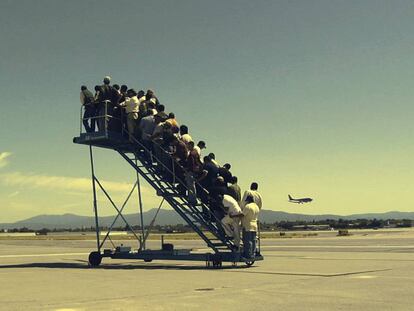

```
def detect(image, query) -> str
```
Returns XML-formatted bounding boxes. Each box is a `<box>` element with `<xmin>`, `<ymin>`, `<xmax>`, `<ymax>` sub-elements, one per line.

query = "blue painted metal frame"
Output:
<box><xmin>74</xmin><ymin>114</ymin><xmax>264</xmax><ymax>265</ymax></box>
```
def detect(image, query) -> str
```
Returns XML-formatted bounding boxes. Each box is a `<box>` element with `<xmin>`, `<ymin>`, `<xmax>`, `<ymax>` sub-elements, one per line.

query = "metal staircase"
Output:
<box><xmin>74</xmin><ymin>101</ymin><xmax>263</xmax><ymax>267</ymax></box>
<box><xmin>116</xmin><ymin>147</ymin><xmax>235</xmax><ymax>253</ymax></box>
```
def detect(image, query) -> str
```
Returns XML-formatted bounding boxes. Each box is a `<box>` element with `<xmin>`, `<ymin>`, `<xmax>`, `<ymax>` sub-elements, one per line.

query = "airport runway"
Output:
<box><xmin>0</xmin><ymin>229</ymin><xmax>413</xmax><ymax>311</ymax></box>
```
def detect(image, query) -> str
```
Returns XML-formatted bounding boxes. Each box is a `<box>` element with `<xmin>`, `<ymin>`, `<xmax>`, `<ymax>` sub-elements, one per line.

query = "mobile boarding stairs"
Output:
<box><xmin>73</xmin><ymin>102</ymin><xmax>263</xmax><ymax>268</ymax></box>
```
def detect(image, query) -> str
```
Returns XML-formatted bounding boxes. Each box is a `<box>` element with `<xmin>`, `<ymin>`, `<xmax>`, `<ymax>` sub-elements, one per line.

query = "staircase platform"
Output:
<box><xmin>73</xmin><ymin>131</ymin><xmax>134</xmax><ymax>152</ymax></box>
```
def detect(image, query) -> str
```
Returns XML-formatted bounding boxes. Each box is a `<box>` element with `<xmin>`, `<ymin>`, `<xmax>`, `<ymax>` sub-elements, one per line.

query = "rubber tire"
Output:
<box><xmin>212</xmin><ymin>260</ymin><xmax>222</xmax><ymax>269</ymax></box>
<box><xmin>88</xmin><ymin>251</ymin><xmax>102</xmax><ymax>267</ymax></box>
<box><xmin>144</xmin><ymin>259</ymin><xmax>153</xmax><ymax>262</ymax></box>
<box><xmin>245</xmin><ymin>260</ymin><xmax>255</xmax><ymax>267</ymax></box>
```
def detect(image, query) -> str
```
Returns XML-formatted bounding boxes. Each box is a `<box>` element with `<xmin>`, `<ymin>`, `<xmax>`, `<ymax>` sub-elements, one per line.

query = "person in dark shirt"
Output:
<box><xmin>208</xmin><ymin>177</ymin><xmax>228</xmax><ymax>221</ymax></box>
<box><xmin>80</xmin><ymin>85</ymin><xmax>96</xmax><ymax>133</ymax></box>
<box><xmin>227</xmin><ymin>176</ymin><xmax>241</xmax><ymax>204</ymax></box>
<box><xmin>156</xmin><ymin>104</ymin><xmax>168</xmax><ymax>121</ymax></box>
<box><xmin>199</xmin><ymin>156</ymin><xmax>219</xmax><ymax>191</ymax></box>
<box><xmin>172</xmin><ymin>136</ymin><xmax>188</xmax><ymax>164</ymax></box>
<box><xmin>108</xmin><ymin>84</ymin><xmax>122</xmax><ymax>132</ymax></box>
<box><xmin>218</xmin><ymin>163</ymin><xmax>233</xmax><ymax>184</ymax></box>
<box><xmin>97</xmin><ymin>76</ymin><xmax>113</xmax><ymax>131</ymax></box>
<box><xmin>146</xmin><ymin>89</ymin><xmax>160</xmax><ymax>107</ymax></box>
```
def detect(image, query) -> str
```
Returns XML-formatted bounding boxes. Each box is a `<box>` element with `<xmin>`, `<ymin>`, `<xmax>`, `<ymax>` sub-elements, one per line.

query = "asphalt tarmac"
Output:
<box><xmin>0</xmin><ymin>228</ymin><xmax>413</xmax><ymax>311</ymax></box>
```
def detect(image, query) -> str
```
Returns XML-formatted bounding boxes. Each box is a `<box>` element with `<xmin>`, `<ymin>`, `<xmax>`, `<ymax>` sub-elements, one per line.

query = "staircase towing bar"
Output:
<box><xmin>73</xmin><ymin>103</ymin><xmax>263</xmax><ymax>268</ymax></box>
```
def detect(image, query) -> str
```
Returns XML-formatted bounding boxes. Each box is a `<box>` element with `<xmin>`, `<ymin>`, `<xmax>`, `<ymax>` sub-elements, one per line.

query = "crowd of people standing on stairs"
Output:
<box><xmin>80</xmin><ymin>76</ymin><xmax>262</xmax><ymax>259</ymax></box>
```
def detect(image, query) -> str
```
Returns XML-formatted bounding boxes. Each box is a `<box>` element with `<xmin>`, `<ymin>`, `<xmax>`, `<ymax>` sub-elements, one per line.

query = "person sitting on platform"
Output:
<box><xmin>184</xmin><ymin>141</ymin><xmax>202</xmax><ymax>204</ymax></box>
<box><xmin>137</xmin><ymin>90</ymin><xmax>147</xmax><ymax>121</ymax></box>
<box><xmin>80</xmin><ymin>85</ymin><xmax>96</xmax><ymax>133</ymax></box>
<box><xmin>108</xmin><ymin>84</ymin><xmax>122</xmax><ymax>132</ymax></box>
<box><xmin>218</xmin><ymin>163</ymin><xmax>233</xmax><ymax>185</ymax></box>
<box><xmin>139</xmin><ymin>109</ymin><xmax>156</xmax><ymax>155</ymax></box>
<box><xmin>221</xmin><ymin>194</ymin><xmax>243</xmax><ymax>249</ymax></box>
<box><xmin>194</xmin><ymin>140</ymin><xmax>206</xmax><ymax>162</ymax></box>
<box><xmin>146</xmin><ymin>100</ymin><xmax>158</xmax><ymax>116</ymax></box>
<box><xmin>242</xmin><ymin>195</ymin><xmax>260</xmax><ymax>259</ymax></box>
<box><xmin>241</xmin><ymin>182</ymin><xmax>263</xmax><ymax>210</ymax></box>
<box><xmin>93</xmin><ymin>85</ymin><xmax>100</xmax><ymax>101</ymax></box>
<box><xmin>203</xmin><ymin>176</ymin><xmax>226</xmax><ymax>222</ymax></box>
<box><xmin>120</xmin><ymin>85</ymin><xmax>128</xmax><ymax>101</ymax></box>
<box><xmin>208</xmin><ymin>152</ymin><xmax>219</xmax><ymax>168</ymax></box>
<box><xmin>198</xmin><ymin>156</ymin><xmax>219</xmax><ymax>192</ymax></box>
<box><xmin>165</xmin><ymin>113</ymin><xmax>179</xmax><ymax>133</ymax></box>
<box><xmin>156</xmin><ymin>104</ymin><xmax>168</xmax><ymax>122</ymax></box>
<box><xmin>179</xmin><ymin>125</ymin><xmax>193</xmax><ymax>147</ymax></box>
<box><xmin>146</xmin><ymin>89</ymin><xmax>160</xmax><ymax>107</ymax></box>
<box><xmin>119</xmin><ymin>85</ymin><xmax>128</xmax><ymax>135</ymax></box>
<box><xmin>96</xmin><ymin>76</ymin><xmax>113</xmax><ymax>132</ymax></box>
<box><xmin>118</xmin><ymin>89</ymin><xmax>139</xmax><ymax>142</ymax></box>
<box><xmin>171</xmin><ymin>135</ymin><xmax>188</xmax><ymax>165</ymax></box>
<box><xmin>227</xmin><ymin>176</ymin><xmax>241</xmax><ymax>204</ymax></box>
<box><xmin>151</xmin><ymin>117</ymin><xmax>172</xmax><ymax>143</ymax></box>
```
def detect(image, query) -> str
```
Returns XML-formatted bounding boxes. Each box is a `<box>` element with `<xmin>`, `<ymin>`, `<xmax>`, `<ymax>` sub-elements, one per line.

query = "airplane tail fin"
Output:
<box><xmin>288</xmin><ymin>194</ymin><xmax>293</xmax><ymax>200</ymax></box>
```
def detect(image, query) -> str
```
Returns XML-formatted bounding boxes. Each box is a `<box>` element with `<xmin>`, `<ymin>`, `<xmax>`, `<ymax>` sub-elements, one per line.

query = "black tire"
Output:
<box><xmin>88</xmin><ymin>251</ymin><xmax>102</xmax><ymax>267</ymax></box>
<box><xmin>144</xmin><ymin>259</ymin><xmax>153</xmax><ymax>262</ymax></box>
<box><xmin>245</xmin><ymin>260</ymin><xmax>255</xmax><ymax>267</ymax></box>
<box><xmin>212</xmin><ymin>260</ymin><xmax>222</xmax><ymax>269</ymax></box>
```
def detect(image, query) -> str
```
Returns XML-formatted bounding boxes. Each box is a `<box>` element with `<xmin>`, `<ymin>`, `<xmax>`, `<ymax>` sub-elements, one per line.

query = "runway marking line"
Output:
<box><xmin>224</xmin><ymin>268</ymin><xmax>392</xmax><ymax>278</ymax></box>
<box><xmin>0</xmin><ymin>253</ymin><xmax>89</xmax><ymax>258</ymax></box>
<box><xmin>261</xmin><ymin>245</ymin><xmax>414</xmax><ymax>249</ymax></box>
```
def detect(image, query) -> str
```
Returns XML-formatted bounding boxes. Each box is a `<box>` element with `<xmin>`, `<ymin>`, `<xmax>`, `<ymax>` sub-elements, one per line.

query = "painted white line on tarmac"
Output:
<box><xmin>261</xmin><ymin>245</ymin><xmax>414</xmax><ymax>249</ymax></box>
<box><xmin>0</xmin><ymin>253</ymin><xmax>89</xmax><ymax>258</ymax></box>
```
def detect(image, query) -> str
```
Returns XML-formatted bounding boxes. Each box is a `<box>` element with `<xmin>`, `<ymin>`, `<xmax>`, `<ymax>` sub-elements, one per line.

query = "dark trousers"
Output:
<box><xmin>96</xmin><ymin>106</ymin><xmax>106</xmax><ymax>132</ymax></box>
<box><xmin>242</xmin><ymin>230</ymin><xmax>256</xmax><ymax>259</ymax></box>
<box><xmin>83</xmin><ymin>107</ymin><xmax>96</xmax><ymax>133</ymax></box>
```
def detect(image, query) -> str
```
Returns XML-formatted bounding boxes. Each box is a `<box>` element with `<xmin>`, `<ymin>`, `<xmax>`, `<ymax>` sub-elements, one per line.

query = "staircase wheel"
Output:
<box><xmin>245</xmin><ymin>260</ymin><xmax>255</xmax><ymax>267</ymax></box>
<box><xmin>88</xmin><ymin>251</ymin><xmax>102</xmax><ymax>267</ymax></box>
<box><xmin>212</xmin><ymin>260</ymin><xmax>222</xmax><ymax>269</ymax></box>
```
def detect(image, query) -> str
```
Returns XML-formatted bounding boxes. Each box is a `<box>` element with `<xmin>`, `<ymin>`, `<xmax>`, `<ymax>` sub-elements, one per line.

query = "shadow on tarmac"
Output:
<box><xmin>0</xmin><ymin>261</ymin><xmax>254</xmax><ymax>271</ymax></box>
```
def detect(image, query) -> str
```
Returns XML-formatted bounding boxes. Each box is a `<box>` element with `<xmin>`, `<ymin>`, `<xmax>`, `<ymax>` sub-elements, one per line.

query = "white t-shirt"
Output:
<box><xmin>241</xmin><ymin>202</ymin><xmax>259</xmax><ymax>232</ymax></box>
<box><xmin>241</xmin><ymin>190</ymin><xmax>262</xmax><ymax>210</ymax></box>
<box><xmin>181</xmin><ymin>133</ymin><xmax>193</xmax><ymax>145</ymax></box>
<box><xmin>120</xmin><ymin>96</ymin><xmax>139</xmax><ymax>113</ymax></box>
<box><xmin>222</xmin><ymin>194</ymin><xmax>242</xmax><ymax>216</ymax></box>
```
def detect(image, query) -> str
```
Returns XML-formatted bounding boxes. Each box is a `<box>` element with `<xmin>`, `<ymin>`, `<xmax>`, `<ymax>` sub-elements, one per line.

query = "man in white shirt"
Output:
<box><xmin>241</xmin><ymin>182</ymin><xmax>263</xmax><ymax>210</ymax></box>
<box><xmin>179</xmin><ymin>125</ymin><xmax>193</xmax><ymax>146</ymax></box>
<box><xmin>119</xmin><ymin>89</ymin><xmax>139</xmax><ymax>142</ymax></box>
<box><xmin>221</xmin><ymin>194</ymin><xmax>243</xmax><ymax>248</ymax></box>
<box><xmin>241</xmin><ymin>195</ymin><xmax>260</xmax><ymax>259</ymax></box>
<box><xmin>194</xmin><ymin>141</ymin><xmax>206</xmax><ymax>161</ymax></box>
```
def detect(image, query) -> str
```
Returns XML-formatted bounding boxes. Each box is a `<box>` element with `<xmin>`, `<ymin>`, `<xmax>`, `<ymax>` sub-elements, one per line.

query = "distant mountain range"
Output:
<box><xmin>1</xmin><ymin>209</ymin><xmax>414</xmax><ymax>230</ymax></box>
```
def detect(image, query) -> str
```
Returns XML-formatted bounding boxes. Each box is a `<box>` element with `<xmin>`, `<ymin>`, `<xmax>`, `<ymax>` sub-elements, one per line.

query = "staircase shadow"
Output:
<box><xmin>0</xmin><ymin>261</ymin><xmax>252</xmax><ymax>271</ymax></box>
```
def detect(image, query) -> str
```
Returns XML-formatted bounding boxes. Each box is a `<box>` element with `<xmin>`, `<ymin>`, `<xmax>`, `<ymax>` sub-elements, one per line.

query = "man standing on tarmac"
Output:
<box><xmin>242</xmin><ymin>195</ymin><xmax>260</xmax><ymax>259</ymax></box>
<box><xmin>221</xmin><ymin>194</ymin><xmax>243</xmax><ymax>249</ymax></box>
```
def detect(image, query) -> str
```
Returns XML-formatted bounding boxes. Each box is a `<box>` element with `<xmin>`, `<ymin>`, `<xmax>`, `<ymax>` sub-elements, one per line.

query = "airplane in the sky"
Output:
<box><xmin>288</xmin><ymin>194</ymin><xmax>313</xmax><ymax>204</ymax></box>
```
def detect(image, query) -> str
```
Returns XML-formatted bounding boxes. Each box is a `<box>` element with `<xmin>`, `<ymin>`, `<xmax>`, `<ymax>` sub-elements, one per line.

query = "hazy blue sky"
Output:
<box><xmin>1</xmin><ymin>0</ymin><xmax>414</xmax><ymax>222</ymax></box>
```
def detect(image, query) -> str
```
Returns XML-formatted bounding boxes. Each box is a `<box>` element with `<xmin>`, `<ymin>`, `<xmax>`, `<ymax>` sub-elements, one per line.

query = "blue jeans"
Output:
<box><xmin>242</xmin><ymin>230</ymin><xmax>256</xmax><ymax>259</ymax></box>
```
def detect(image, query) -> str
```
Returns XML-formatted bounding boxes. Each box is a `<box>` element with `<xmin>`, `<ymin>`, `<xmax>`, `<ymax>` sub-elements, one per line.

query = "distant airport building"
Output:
<box><xmin>292</xmin><ymin>224</ymin><xmax>331</xmax><ymax>231</ymax></box>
